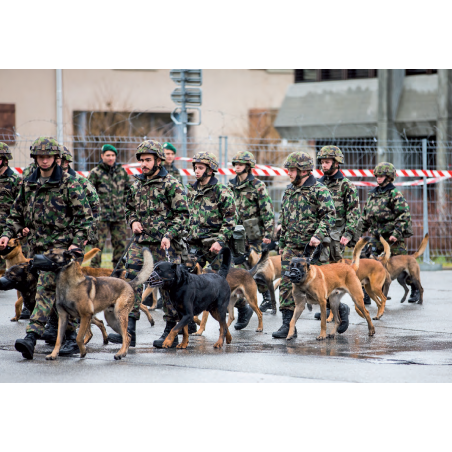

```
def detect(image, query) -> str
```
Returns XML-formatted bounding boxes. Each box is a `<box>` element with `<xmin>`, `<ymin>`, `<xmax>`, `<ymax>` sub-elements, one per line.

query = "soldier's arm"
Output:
<box><xmin>277</xmin><ymin>193</ymin><xmax>287</xmax><ymax>249</ymax></box>
<box><xmin>125</xmin><ymin>183</ymin><xmax>139</xmax><ymax>227</ymax></box>
<box><xmin>343</xmin><ymin>181</ymin><xmax>361</xmax><ymax>240</ymax></box>
<box><xmin>123</xmin><ymin>170</ymin><xmax>133</xmax><ymax>205</ymax></box>
<box><xmin>217</xmin><ymin>186</ymin><xmax>237</xmax><ymax>243</ymax></box>
<box><xmin>391</xmin><ymin>190</ymin><xmax>412</xmax><ymax>240</ymax></box>
<box><xmin>2</xmin><ymin>184</ymin><xmax>26</xmax><ymax>238</ymax></box>
<box><xmin>68</xmin><ymin>181</ymin><xmax>94</xmax><ymax>248</ymax></box>
<box><xmin>257</xmin><ymin>182</ymin><xmax>275</xmax><ymax>240</ymax></box>
<box><xmin>88</xmin><ymin>168</ymin><xmax>98</xmax><ymax>189</ymax></box>
<box><xmin>313</xmin><ymin>186</ymin><xmax>336</xmax><ymax>241</ymax></box>
<box><xmin>164</xmin><ymin>180</ymin><xmax>190</xmax><ymax>241</ymax></box>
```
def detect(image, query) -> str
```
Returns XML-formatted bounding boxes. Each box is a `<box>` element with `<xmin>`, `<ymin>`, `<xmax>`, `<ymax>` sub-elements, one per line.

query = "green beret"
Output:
<box><xmin>101</xmin><ymin>144</ymin><xmax>118</xmax><ymax>155</ymax></box>
<box><xmin>163</xmin><ymin>142</ymin><xmax>177</xmax><ymax>154</ymax></box>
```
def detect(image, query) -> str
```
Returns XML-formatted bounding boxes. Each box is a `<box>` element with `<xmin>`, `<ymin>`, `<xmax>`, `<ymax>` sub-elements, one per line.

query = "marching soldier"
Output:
<box><xmin>88</xmin><ymin>144</ymin><xmax>132</xmax><ymax>268</ymax></box>
<box><xmin>228</xmin><ymin>150</ymin><xmax>275</xmax><ymax>326</ymax></box>
<box><xmin>0</xmin><ymin>137</ymin><xmax>93</xmax><ymax>359</ymax></box>
<box><xmin>162</xmin><ymin>142</ymin><xmax>183</xmax><ymax>184</ymax></box>
<box><xmin>272</xmin><ymin>151</ymin><xmax>337</xmax><ymax>339</ymax></box>
<box><xmin>106</xmin><ymin>140</ymin><xmax>190</xmax><ymax>349</ymax></box>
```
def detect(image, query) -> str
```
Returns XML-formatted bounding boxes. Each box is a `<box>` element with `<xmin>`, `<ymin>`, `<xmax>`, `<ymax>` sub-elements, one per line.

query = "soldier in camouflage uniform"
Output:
<box><xmin>0</xmin><ymin>137</ymin><xmax>93</xmax><ymax>359</ymax></box>
<box><xmin>88</xmin><ymin>144</ymin><xmax>132</xmax><ymax>268</ymax></box>
<box><xmin>21</xmin><ymin>162</ymin><xmax>38</xmax><ymax>180</ymax></box>
<box><xmin>105</xmin><ymin>140</ymin><xmax>190</xmax><ymax>349</ymax></box>
<box><xmin>272</xmin><ymin>152</ymin><xmax>336</xmax><ymax>339</ymax></box>
<box><xmin>0</xmin><ymin>143</ymin><xmax>20</xmax><ymax>274</ymax></box>
<box><xmin>162</xmin><ymin>142</ymin><xmax>183</xmax><ymax>184</ymax></box>
<box><xmin>228</xmin><ymin>150</ymin><xmax>275</xmax><ymax>325</ymax></box>
<box><xmin>362</xmin><ymin>162</ymin><xmax>417</xmax><ymax>300</ymax></box>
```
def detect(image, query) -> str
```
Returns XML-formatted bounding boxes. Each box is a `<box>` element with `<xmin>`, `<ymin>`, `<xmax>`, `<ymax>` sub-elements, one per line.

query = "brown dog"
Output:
<box><xmin>37</xmin><ymin>248</ymin><xmax>154</xmax><ymax>360</ymax></box>
<box><xmin>287</xmin><ymin>238</ymin><xmax>375</xmax><ymax>341</ymax></box>
<box><xmin>339</xmin><ymin>235</ymin><xmax>390</xmax><ymax>320</ymax></box>
<box><xmin>192</xmin><ymin>266</ymin><xmax>263</xmax><ymax>335</ymax></box>
<box><xmin>373</xmin><ymin>234</ymin><xmax>428</xmax><ymax>304</ymax></box>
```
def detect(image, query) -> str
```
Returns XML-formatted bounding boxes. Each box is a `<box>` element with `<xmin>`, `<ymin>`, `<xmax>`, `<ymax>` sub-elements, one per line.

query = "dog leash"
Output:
<box><xmin>110</xmin><ymin>235</ymin><xmax>136</xmax><ymax>277</ymax></box>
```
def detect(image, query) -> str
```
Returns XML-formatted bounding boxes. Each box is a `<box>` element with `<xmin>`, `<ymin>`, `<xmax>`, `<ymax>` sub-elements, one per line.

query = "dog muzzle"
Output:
<box><xmin>284</xmin><ymin>268</ymin><xmax>304</xmax><ymax>284</ymax></box>
<box><xmin>147</xmin><ymin>270</ymin><xmax>165</xmax><ymax>288</ymax></box>
<box><xmin>31</xmin><ymin>254</ymin><xmax>63</xmax><ymax>272</ymax></box>
<box><xmin>0</xmin><ymin>245</ymin><xmax>14</xmax><ymax>256</ymax></box>
<box><xmin>0</xmin><ymin>276</ymin><xmax>17</xmax><ymax>291</ymax></box>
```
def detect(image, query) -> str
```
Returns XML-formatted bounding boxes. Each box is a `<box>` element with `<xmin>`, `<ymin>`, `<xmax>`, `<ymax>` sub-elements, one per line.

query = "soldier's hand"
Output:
<box><xmin>309</xmin><ymin>236</ymin><xmax>321</xmax><ymax>247</ymax></box>
<box><xmin>279</xmin><ymin>249</ymin><xmax>283</xmax><ymax>255</ymax></box>
<box><xmin>263</xmin><ymin>238</ymin><xmax>271</xmax><ymax>244</ymax></box>
<box><xmin>389</xmin><ymin>236</ymin><xmax>397</xmax><ymax>242</ymax></box>
<box><xmin>0</xmin><ymin>237</ymin><xmax>8</xmax><ymax>250</ymax></box>
<box><xmin>161</xmin><ymin>238</ymin><xmax>170</xmax><ymax>250</ymax></box>
<box><xmin>340</xmin><ymin>236</ymin><xmax>350</xmax><ymax>246</ymax></box>
<box><xmin>210</xmin><ymin>242</ymin><xmax>222</xmax><ymax>254</ymax></box>
<box><xmin>68</xmin><ymin>245</ymin><xmax>79</xmax><ymax>250</ymax></box>
<box><xmin>132</xmin><ymin>222</ymin><xmax>143</xmax><ymax>234</ymax></box>
<box><xmin>22</xmin><ymin>228</ymin><xmax>30</xmax><ymax>236</ymax></box>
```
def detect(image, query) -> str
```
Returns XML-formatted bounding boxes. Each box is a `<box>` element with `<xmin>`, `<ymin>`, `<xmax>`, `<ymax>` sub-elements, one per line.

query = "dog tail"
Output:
<box><xmin>129</xmin><ymin>248</ymin><xmax>154</xmax><ymax>289</ymax></box>
<box><xmin>411</xmin><ymin>233</ymin><xmax>429</xmax><ymax>259</ymax></box>
<box><xmin>218</xmin><ymin>247</ymin><xmax>232</xmax><ymax>279</ymax></box>
<box><xmin>376</xmin><ymin>234</ymin><xmax>391</xmax><ymax>265</ymax></box>
<box><xmin>249</xmin><ymin>249</ymin><xmax>270</xmax><ymax>277</ymax></box>
<box><xmin>351</xmin><ymin>237</ymin><xmax>371</xmax><ymax>272</ymax></box>
<box><xmin>83</xmin><ymin>248</ymin><xmax>101</xmax><ymax>263</ymax></box>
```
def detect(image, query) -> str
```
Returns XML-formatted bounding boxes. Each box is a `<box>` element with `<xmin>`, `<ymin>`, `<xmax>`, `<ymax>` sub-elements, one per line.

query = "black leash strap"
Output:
<box><xmin>110</xmin><ymin>235</ymin><xmax>136</xmax><ymax>277</ymax></box>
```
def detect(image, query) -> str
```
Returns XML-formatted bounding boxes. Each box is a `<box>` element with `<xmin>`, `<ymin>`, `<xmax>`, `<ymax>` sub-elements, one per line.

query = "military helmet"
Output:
<box><xmin>61</xmin><ymin>145</ymin><xmax>73</xmax><ymax>163</ymax></box>
<box><xmin>284</xmin><ymin>151</ymin><xmax>314</xmax><ymax>171</ymax></box>
<box><xmin>317</xmin><ymin>145</ymin><xmax>344</xmax><ymax>164</ymax></box>
<box><xmin>136</xmin><ymin>140</ymin><xmax>166</xmax><ymax>161</ymax></box>
<box><xmin>162</xmin><ymin>142</ymin><xmax>177</xmax><ymax>154</ymax></box>
<box><xmin>374</xmin><ymin>162</ymin><xmax>396</xmax><ymax>180</ymax></box>
<box><xmin>192</xmin><ymin>152</ymin><xmax>219</xmax><ymax>172</ymax></box>
<box><xmin>30</xmin><ymin>137</ymin><xmax>61</xmax><ymax>158</ymax></box>
<box><xmin>0</xmin><ymin>142</ymin><xmax>12</xmax><ymax>160</ymax></box>
<box><xmin>232</xmin><ymin>151</ymin><xmax>256</xmax><ymax>169</ymax></box>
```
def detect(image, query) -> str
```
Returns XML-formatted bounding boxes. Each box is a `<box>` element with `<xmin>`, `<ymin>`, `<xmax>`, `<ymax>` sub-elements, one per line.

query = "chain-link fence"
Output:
<box><xmin>3</xmin><ymin>134</ymin><xmax>451</xmax><ymax>262</ymax></box>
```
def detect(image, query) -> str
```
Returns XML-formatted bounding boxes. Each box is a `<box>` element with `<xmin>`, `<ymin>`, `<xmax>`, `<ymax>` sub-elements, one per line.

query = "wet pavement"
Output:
<box><xmin>0</xmin><ymin>270</ymin><xmax>451</xmax><ymax>382</ymax></box>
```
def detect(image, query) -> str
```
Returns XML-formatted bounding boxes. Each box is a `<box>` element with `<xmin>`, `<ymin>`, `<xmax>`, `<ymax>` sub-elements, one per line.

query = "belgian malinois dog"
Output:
<box><xmin>32</xmin><ymin>247</ymin><xmax>153</xmax><ymax>360</ymax></box>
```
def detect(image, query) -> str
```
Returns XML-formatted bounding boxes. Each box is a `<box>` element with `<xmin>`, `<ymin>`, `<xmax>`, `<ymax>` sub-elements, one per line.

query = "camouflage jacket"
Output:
<box><xmin>362</xmin><ymin>183</ymin><xmax>413</xmax><ymax>240</ymax></box>
<box><xmin>21</xmin><ymin>162</ymin><xmax>37</xmax><ymax>181</ymax></box>
<box><xmin>228</xmin><ymin>173</ymin><xmax>274</xmax><ymax>240</ymax></box>
<box><xmin>2</xmin><ymin>165</ymin><xmax>94</xmax><ymax>253</ymax></box>
<box><xmin>317</xmin><ymin>171</ymin><xmax>360</xmax><ymax>241</ymax></box>
<box><xmin>88</xmin><ymin>161</ymin><xmax>132</xmax><ymax>222</ymax></box>
<box><xmin>0</xmin><ymin>167</ymin><xmax>20</xmax><ymax>236</ymax></box>
<box><xmin>163</xmin><ymin>162</ymin><xmax>183</xmax><ymax>184</ymax></box>
<box><xmin>186</xmin><ymin>176</ymin><xmax>237</xmax><ymax>244</ymax></box>
<box><xmin>125</xmin><ymin>167</ymin><xmax>189</xmax><ymax>245</ymax></box>
<box><xmin>278</xmin><ymin>175</ymin><xmax>336</xmax><ymax>249</ymax></box>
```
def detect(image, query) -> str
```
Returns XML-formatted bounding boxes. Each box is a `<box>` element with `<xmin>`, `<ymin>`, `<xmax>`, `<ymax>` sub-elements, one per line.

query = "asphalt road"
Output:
<box><xmin>0</xmin><ymin>270</ymin><xmax>451</xmax><ymax>383</ymax></box>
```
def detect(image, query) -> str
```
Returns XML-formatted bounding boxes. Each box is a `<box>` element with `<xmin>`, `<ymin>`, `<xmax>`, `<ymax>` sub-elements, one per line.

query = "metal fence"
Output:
<box><xmin>3</xmin><ymin>134</ymin><xmax>451</xmax><ymax>262</ymax></box>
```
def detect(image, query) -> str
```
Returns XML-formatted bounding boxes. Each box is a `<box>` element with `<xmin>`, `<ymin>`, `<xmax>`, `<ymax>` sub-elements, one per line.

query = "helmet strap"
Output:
<box><xmin>293</xmin><ymin>170</ymin><xmax>302</xmax><ymax>186</ymax></box>
<box><xmin>378</xmin><ymin>176</ymin><xmax>391</xmax><ymax>187</ymax></box>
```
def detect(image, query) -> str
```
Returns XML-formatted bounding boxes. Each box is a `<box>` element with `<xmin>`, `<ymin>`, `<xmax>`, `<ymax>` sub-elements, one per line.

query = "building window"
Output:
<box><xmin>294</xmin><ymin>69</ymin><xmax>377</xmax><ymax>83</ymax></box>
<box><xmin>405</xmin><ymin>70</ymin><xmax>437</xmax><ymax>76</ymax></box>
<box><xmin>0</xmin><ymin>103</ymin><xmax>16</xmax><ymax>145</ymax></box>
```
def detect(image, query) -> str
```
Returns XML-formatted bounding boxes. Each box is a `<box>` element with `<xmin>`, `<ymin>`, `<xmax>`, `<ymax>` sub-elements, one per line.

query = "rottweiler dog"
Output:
<box><xmin>148</xmin><ymin>247</ymin><xmax>233</xmax><ymax>349</ymax></box>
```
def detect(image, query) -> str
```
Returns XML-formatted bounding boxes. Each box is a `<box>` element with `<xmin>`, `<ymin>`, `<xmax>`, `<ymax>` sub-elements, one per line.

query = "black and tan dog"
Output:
<box><xmin>148</xmin><ymin>248</ymin><xmax>233</xmax><ymax>349</ymax></box>
<box><xmin>286</xmin><ymin>238</ymin><xmax>375</xmax><ymax>341</ymax></box>
<box><xmin>31</xmin><ymin>247</ymin><xmax>153</xmax><ymax>360</ymax></box>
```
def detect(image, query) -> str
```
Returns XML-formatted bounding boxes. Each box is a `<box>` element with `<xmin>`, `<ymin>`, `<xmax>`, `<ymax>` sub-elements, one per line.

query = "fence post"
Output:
<box><xmin>422</xmin><ymin>138</ymin><xmax>430</xmax><ymax>264</ymax></box>
<box><xmin>224</xmin><ymin>135</ymin><xmax>228</xmax><ymax>185</ymax></box>
<box><xmin>56</xmin><ymin>69</ymin><xmax>63</xmax><ymax>146</ymax></box>
<box><xmin>218</xmin><ymin>136</ymin><xmax>223</xmax><ymax>181</ymax></box>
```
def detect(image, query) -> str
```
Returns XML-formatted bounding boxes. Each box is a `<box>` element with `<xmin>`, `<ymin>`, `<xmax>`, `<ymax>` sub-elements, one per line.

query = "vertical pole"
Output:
<box><xmin>78</xmin><ymin>111</ymin><xmax>87</xmax><ymax>172</ymax></box>
<box><xmin>422</xmin><ymin>138</ymin><xmax>430</xmax><ymax>263</ymax></box>
<box><xmin>224</xmin><ymin>135</ymin><xmax>228</xmax><ymax>185</ymax></box>
<box><xmin>56</xmin><ymin>69</ymin><xmax>63</xmax><ymax>146</ymax></box>
<box><xmin>218</xmin><ymin>135</ymin><xmax>223</xmax><ymax>182</ymax></box>
<box><xmin>181</xmin><ymin>70</ymin><xmax>188</xmax><ymax>185</ymax></box>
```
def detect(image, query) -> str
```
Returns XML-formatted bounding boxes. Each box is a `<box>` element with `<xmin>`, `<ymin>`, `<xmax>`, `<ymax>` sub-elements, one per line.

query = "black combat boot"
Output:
<box><xmin>234</xmin><ymin>304</ymin><xmax>254</xmax><ymax>330</ymax></box>
<box><xmin>42</xmin><ymin>312</ymin><xmax>59</xmax><ymax>344</ymax></box>
<box><xmin>108</xmin><ymin>317</ymin><xmax>136</xmax><ymax>347</ymax></box>
<box><xmin>153</xmin><ymin>321</ymin><xmax>179</xmax><ymax>348</ymax></box>
<box><xmin>272</xmin><ymin>309</ymin><xmax>297</xmax><ymax>339</ymax></box>
<box><xmin>178</xmin><ymin>319</ymin><xmax>198</xmax><ymax>335</ymax></box>
<box><xmin>156</xmin><ymin>297</ymin><xmax>163</xmax><ymax>310</ymax></box>
<box><xmin>408</xmin><ymin>284</ymin><xmax>420</xmax><ymax>303</ymax></box>
<box><xmin>363</xmin><ymin>288</ymin><xmax>371</xmax><ymax>305</ymax></box>
<box><xmin>337</xmin><ymin>303</ymin><xmax>350</xmax><ymax>334</ymax></box>
<box><xmin>15</xmin><ymin>332</ymin><xmax>39</xmax><ymax>359</ymax></box>
<box><xmin>314</xmin><ymin>309</ymin><xmax>331</xmax><ymax>320</ymax></box>
<box><xmin>19</xmin><ymin>306</ymin><xmax>31</xmax><ymax>320</ymax></box>
<box><xmin>58</xmin><ymin>330</ymin><xmax>80</xmax><ymax>356</ymax></box>
<box><xmin>259</xmin><ymin>290</ymin><xmax>273</xmax><ymax>313</ymax></box>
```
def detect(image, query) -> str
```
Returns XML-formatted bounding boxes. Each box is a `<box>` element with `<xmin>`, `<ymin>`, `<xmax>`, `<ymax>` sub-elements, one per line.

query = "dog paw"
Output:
<box><xmin>191</xmin><ymin>331</ymin><xmax>203</xmax><ymax>336</ymax></box>
<box><xmin>176</xmin><ymin>343</ymin><xmax>187</xmax><ymax>349</ymax></box>
<box><xmin>316</xmin><ymin>335</ymin><xmax>326</xmax><ymax>341</ymax></box>
<box><xmin>150</xmin><ymin>320</ymin><xmax>155</xmax><ymax>326</ymax></box>
<box><xmin>372</xmin><ymin>316</ymin><xmax>381</xmax><ymax>320</ymax></box>
<box><xmin>368</xmin><ymin>329</ymin><xmax>376</xmax><ymax>336</ymax></box>
<box><xmin>271</xmin><ymin>309</ymin><xmax>277</xmax><ymax>315</ymax></box>
<box><xmin>213</xmin><ymin>342</ymin><xmax>223</xmax><ymax>349</ymax></box>
<box><xmin>256</xmin><ymin>328</ymin><xmax>263</xmax><ymax>332</ymax></box>
<box><xmin>114</xmin><ymin>354</ymin><xmax>122</xmax><ymax>360</ymax></box>
<box><xmin>10</xmin><ymin>317</ymin><xmax>18</xmax><ymax>322</ymax></box>
<box><xmin>286</xmin><ymin>335</ymin><xmax>293</xmax><ymax>341</ymax></box>
<box><xmin>45</xmin><ymin>354</ymin><xmax>57</xmax><ymax>360</ymax></box>
<box><xmin>327</xmin><ymin>334</ymin><xmax>335</xmax><ymax>339</ymax></box>
<box><xmin>103</xmin><ymin>339</ymin><xmax>109</xmax><ymax>345</ymax></box>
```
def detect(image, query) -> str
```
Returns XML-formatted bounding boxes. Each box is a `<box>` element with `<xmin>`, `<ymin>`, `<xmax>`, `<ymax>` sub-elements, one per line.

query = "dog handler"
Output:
<box><xmin>361</xmin><ymin>162</ymin><xmax>416</xmax><ymax>301</ymax></box>
<box><xmin>228</xmin><ymin>150</ymin><xmax>275</xmax><ymax>325</ymax></box>
<box><xmin>0</xmin><ymin>137</ymin><xmax>93</xmax><ymax>359</ymax></box>
<box><xmin>272</xmin><ymin>151</ymin><xmax>336</xmax><ymax>339</ymax></box>
<box><xmin>107</xmin><ymin>139</ymin><xmax>190</xmax><ymax>349</ymax></box>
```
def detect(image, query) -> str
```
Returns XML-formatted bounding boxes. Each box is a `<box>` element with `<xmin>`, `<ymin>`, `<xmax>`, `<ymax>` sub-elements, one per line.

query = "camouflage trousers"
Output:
<box><xmin>319</xmin><ymin>239</ymin><xmax>344</xmax><ymax>264</ymax></box>
<box><xmin>370</xmin><ymin>236</ymin><xmax>407</xmax><ymax>256</ymax></box>
<box><xmin>26</xmin><ymin>271</ymin><xmax>77</xmax><ymax>336</ymax></box>
<box><xmin>126</xmin><ymin>241</ymin><xmax>181</xmax><ymax>322</ymax></box>
<box><xmin>91</xmin><ymin>221</ymin><xmax>127</xmax><ymax>268</ymax></box>
<box><xmin>186</xmin><ymin>240</ymin><xmax>224</xmax><ymax>272</ymax></box>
